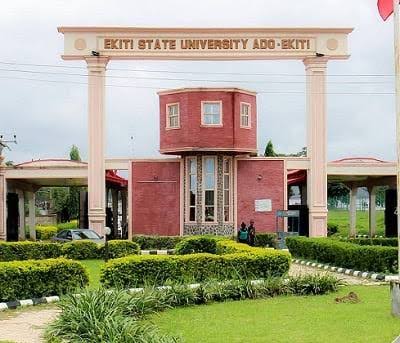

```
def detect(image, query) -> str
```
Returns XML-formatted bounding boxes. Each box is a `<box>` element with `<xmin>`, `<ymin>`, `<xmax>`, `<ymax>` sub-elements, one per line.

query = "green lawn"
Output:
<box><xmin>79</xmin><ymin>259</ymin><xmax>104</xmax><ymax>289</ymax></box>
<box><xmin>328</xmin><ymin>209</ymin><xmax>385</xmax><ymax>236</ymax></box>
<box><xmin>151</xmin><ymin>285</ymin><xmax>400</xmax><ymax>343</ymax></box>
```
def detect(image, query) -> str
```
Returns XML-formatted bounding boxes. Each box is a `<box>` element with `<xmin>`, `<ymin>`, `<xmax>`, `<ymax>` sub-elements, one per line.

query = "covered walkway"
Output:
<box><xmin>2</xmin><ymin>159</ymin><xmax>128</xmax><ymax>241</ymax></box>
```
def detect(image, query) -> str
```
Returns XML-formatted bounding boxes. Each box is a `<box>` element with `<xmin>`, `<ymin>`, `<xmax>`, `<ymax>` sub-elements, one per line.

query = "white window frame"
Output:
<box><xmin>201</xmin><ymin>101</ymin><xmax>223</xmax><ymax>127</ymax></box>
<box><xmin>186</xmin><ymin>156</ymin><xmax>197</xmax><ymax>223</ymax></box>
<box><xmin>202</xmin><ymin>156</ymin><xmax>217</xmax><ymax>223</ymax></box>
<box><xmin>166</xmin><ymin>102</ymin><xmax>180</xmax><ymax>129</ymax></box>
<box><xmin>240</xmin><ymin>102</ymin><xmax>251</xmax><ymax>128</ymax></box>
<box><xmin>222</xmin><ymin>156</ymin><xmax>233</xmax><ymax>223</ymax></box>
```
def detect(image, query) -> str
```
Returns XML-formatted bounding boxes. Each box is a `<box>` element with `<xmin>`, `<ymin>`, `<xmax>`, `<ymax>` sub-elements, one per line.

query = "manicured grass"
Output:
<box><xmin>328</xmin><ymin>209</ymin><xmax>385</xmax><ymax>236</ymax></box>
<box><xmin>79</xmin><ymin>259</ymin><xmax>104</xmax><ymax>289</ymax></box>
<box><xmin>152</xmin><ymin>285</ymin><xmax>400</xmax><ymax>343</ymax></box>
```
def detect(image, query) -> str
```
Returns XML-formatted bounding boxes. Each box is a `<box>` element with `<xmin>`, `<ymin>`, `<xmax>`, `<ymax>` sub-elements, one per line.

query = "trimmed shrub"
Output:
<box><xmin>132</xmin><ymin>235</ymin><xmax>183</xmax><ymax>250</ymax></box>
<box><xmin>101</xmin><ymin>241</ymin><xmax>291</xmax><ymax>288</ymax></box>
<box><xmin>99</xmin><ymin>240</ymin><xmax>140</xmax><ymax>259</ymax></box>
<box><xmin>62</xmin><ymin>241</ymin><xmax>101</xmax><ymax>260</ymax></box>
<box><xmin>339</xmin><ymin>237</ymin><xmax>398</xmax><ymax>247</ymax></box>
<box><xmin>175</xmin><ymin>236</ymin><xmax>217</xmax><ymax>255</ymax></box>
<box><xmin>0</xmin><ymin>240</ymin><xmax>140</xmax><ymax>262</ymax></box>
<box><xmin>0</xmin><ymin>241</ymin><xmax>63</xmax><ymax>261</ymax></box>
<box><xmin>57</xmin><ymin>221</ymin><xmax>78</xmax><ymax>231</ymax></box>
<box><xmin>36</xmin><ymin>226</ymin><xmax>58</xmax><ymax>240</ymax></box>
<box><xmin>286</xmin><ymin>236</ymin><xmax>397</xmax><ymax>273</ymax></box>
<box><xmin>327</xmin><ymin>223</ymin><xmax>339</xmax><ymax>236</ymax></box>
<box><xmin>0</xmin><ymin>258</ymin><xmax>88</xmax><ymax>302</ymax></box>
<box><xmin>254</xmin><ymin>233</ymin><xmax>276</xmax><ymax>248</ymax></box>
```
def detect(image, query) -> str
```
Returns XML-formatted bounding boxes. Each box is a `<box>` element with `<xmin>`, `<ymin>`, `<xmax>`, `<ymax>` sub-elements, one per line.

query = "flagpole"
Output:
<box><xmin>394</xmin><ymin>0</ymin><xmax>400</xmax><ymax>281</ymax></box>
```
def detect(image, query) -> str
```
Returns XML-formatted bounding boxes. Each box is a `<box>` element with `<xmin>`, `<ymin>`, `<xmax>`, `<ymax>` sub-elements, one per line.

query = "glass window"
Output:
<box><xmin>187</xmin><ymin>158</ymin><xmax>197</xmax><ymax>222</ymax></box>
<box><xmin>240</xmin><ymin>103</ymin><xmax>250</xmax><ymax>128</ymax></box>
<box><xmin>167</xmin><ymin>103</ymin><xmax>180</xmax><ymax>128</ymax></box>
<box><xmin>223</xmin><ymin>157</ymin><xmax>231</xmax><ymax>222</ymax></box>
<box><xmin>203</xmin><ymin>157</ymin><xmax>216</xmax><ymax>222</ymax></box>
<box><xmin>202</xmin><ymin>102</ymin><xmax>221</xmax><ymax>125</ymax></box>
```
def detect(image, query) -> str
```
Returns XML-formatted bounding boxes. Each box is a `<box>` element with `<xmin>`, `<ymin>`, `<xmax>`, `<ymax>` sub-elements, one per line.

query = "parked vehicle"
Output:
<box><xmin>52</xmin><ymin>229</ymin><xmax>104</xmax><ymax>243</ymax></box>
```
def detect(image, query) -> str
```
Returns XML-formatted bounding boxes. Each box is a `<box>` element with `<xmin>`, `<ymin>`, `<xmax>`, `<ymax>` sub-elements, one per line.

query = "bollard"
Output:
<box><xmin>391</xmin><ymin>280</ymin><xmax>400</xmax><ymax>317</ymax></box>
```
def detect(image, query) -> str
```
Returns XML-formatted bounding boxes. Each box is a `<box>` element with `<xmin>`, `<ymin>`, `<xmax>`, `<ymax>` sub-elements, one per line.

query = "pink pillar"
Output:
<box><xmin>0</xmin><ymin>168</ymin><xmax>6</xmax><ymax>240</ymax></box>
<box><xmin>304</xmin><ymin>57</ymin><xmax>328</xmax><ymax>237</ymax></box>
<box><xmin>85</xmin><ymin>56</ymin><xmax>109</xmax><ymax>235</ymax></box>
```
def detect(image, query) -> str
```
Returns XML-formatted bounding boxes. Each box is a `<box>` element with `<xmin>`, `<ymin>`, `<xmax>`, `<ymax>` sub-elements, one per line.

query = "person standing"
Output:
<box><xmin>237</xmin><ymin>222</ymin><xmax>249</xmax><ymax>244</ymax></box>
<box><xmin>248</xmin><ymin>219</ymin><xmax>256</xmax><ymax>246</ymax></box>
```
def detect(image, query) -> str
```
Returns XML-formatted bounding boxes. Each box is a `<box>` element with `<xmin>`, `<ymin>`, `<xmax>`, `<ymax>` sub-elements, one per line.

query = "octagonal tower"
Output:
<box><xmin>158</xmin><ymin>88</ymin><xmax>258</xmax><ymax>235</ymax></box>
<box><xmin>159</xmin><ymin>88</ymin><xmax>257</xmax><ymax>155</ymax></box>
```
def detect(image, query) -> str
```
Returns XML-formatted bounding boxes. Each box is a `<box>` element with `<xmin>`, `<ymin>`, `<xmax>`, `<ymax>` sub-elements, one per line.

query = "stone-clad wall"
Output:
<box><xmin>183</xmin><ymin>154</ymin><xmax>234</xmax><ymax>236</ymax></box>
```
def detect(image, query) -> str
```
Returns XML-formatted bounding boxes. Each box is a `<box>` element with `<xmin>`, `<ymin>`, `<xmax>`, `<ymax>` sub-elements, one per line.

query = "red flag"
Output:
<box><xmin>378</xmin><ymin>0</ymin><xmax>398</xmax><ymax>21</ymax></box>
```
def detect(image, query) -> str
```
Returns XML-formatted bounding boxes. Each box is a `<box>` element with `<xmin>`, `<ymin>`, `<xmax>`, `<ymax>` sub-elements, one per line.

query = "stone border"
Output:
<box><xmin>292</xmin><ymin>259</ymin><xmax>387</xmax><ymax>281</ymax></box>
<box><xmin>0</xmin><ymin>295</ymin><xmax>60</xmax><ymax>311</ymax></box>
<box><xmin>140</xmin><ymin>249</ymin><xmax>175</xmax><ymax>255</ymax></box>
<box><xmin>0</xmin><ymin>279</ymin><xmax>267</xmax><ymax>312</ymax></box>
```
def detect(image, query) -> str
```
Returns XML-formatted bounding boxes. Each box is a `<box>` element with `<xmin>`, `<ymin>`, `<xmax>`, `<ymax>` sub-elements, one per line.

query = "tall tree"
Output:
<box><xmin>264</xmin><ymin>140</ymin><xmax>277</xmax><ymax>157</ymax></box>
<box><xmin>65</xmin><ymin>145</ymin><xmax>82</xmax><ymax>220</ymax></box>
<box><xmin>69</xmin><ymin>145</ymin><xmax>81</xmax><ymax>161</ymax></box>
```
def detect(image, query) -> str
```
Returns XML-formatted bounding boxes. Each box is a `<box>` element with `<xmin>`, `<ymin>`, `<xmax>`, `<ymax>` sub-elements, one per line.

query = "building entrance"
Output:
<box><xmin>53</xmin><ymin>27</ymin><xmax>353</xmax><ymax>237</ymax></box>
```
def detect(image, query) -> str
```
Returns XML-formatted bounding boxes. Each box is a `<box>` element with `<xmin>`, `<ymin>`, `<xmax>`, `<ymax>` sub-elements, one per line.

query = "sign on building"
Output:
<box><xmin>255</xmin><ymin>199</ymin><xmax>272</xmax><ymax>212</ymax></box>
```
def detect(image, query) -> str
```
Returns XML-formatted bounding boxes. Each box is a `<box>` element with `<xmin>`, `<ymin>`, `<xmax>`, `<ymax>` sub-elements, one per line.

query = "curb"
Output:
<box><xmin>292</xmin><ymin>259</ymin><xmax>387</xmax><ymax>281</ymax></box>
<box><xmin>0</xmin><ymin>278</ymin><xmax>266</xmax><ymax>312</ymax></box>
<box><xmin>0</xmin><ymin>250</ymin><xmax>176</xmax><ymax>311</ymax></box>
<box><xmin>141</xmin><ymin>249</ymin><xmax>175</xmax><ymax>255</ymax></box>
<box><xmin>0</xmin><ymin>295</ymin><xmax>60</xmax><ymax>311</ymax></box>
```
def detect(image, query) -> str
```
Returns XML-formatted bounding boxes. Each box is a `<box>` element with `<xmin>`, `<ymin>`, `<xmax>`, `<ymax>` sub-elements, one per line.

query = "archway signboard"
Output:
<box><xmin>58</xmin><ymin>27</ymin><xmax>351</xmax><ymax>60</ymax></box>
<box><xmin>55</xmin><ymin>27</ymin><xmax>352</xmax><ymax>238</ymax></box>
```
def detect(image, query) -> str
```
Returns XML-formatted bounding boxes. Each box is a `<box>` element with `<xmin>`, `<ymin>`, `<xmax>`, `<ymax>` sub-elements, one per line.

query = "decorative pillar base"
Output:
<box><xmin>309</xmin><ymin>209</ymin><xmax>328</xmax><ymax>237</ymax></box>
<box><xmin>88</xmin><ymin>211</ymin><xmax>106</xmax><ymax>236</ymax></box>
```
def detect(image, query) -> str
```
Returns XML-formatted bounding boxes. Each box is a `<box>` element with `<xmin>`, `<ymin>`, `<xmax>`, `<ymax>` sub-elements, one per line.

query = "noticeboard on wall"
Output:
<box><xmin>255</xmin><ymin>199</ymin><xmax>272</xmax><ymax>212</ymax></box>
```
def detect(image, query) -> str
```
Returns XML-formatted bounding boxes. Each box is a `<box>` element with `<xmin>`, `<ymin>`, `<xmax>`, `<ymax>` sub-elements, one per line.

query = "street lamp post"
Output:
<box><xmin>104</xmin><ymin>226</ymin><xmax>111</xmax><ymax>262</ymax></box>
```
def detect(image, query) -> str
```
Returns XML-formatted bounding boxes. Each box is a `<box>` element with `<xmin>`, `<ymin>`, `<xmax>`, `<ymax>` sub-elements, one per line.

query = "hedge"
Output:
<box><xmin>101</xmin><ymin>240</ymin><xmax>291</xmax><ymax>288</ymax></box>
<box><xmin>0</xmin><ymin>258</ymin><xmax>89</xmax><ymax>302</ymax></box>
<box><xmin>57</xmin><ymin>221</ymin><xmax>78</xmax><ymax>231</ymax></box>
<box><xmin>286</xmin><ymin>236</ymin><xmax>397</xmax><ymax>273</ymax></box>
<box><xmin>0</xmin><ymin>241</ymin><xmax>63</xmax><ymax>261</ymax></box>
<box><xmin>36</xmin><ymin>226</ymin><xmax>58</xmax><ymax>240</ymax></box>
<box><xmin>327</xmin><ymin>223</ymin><xmax>339</xmax><ymax>236</ymax></box>
<box><xmin>254</xmin><ymin>233</ymin><xmax>276</xmax><ymax>248</ymax></box>
<box><xmin>100</xmin><ymin>240</ymin><xmax>140</xmax><ymax>259</ymax></box>
<box><xmin>132</xmin><ymin>235</ymin><xmax>184</xmax><ymax>250</ymax></box>
<box><xmin>175</xmin><ymin>236</ymin><xmax>217</xmax><ymax>255</ymax></box>
<box><xmin>339</xmin><ymin>237</ymin><xmax>398</xmax><ymax>247</ymax></box>
<box><xmin>0</xmin><ymin>240</ymin><xmax>139</xmax><ymax>261</ymax></box>
<box><xmin>62</xmin><ymin>241</ymin><xmax>100</xmax><ymax>260</ymax></box>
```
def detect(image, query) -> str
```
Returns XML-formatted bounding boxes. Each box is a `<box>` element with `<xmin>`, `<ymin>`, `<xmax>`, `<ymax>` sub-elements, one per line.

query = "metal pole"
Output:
<box><xmin>394</xmin><ymin>0</ymin><xmax>400</xmax><ymax>280</ymax></box>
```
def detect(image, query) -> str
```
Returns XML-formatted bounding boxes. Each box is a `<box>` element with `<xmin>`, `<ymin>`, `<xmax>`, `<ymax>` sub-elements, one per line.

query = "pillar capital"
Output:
<box><xmin>84</xmin><ymin>56</ymin><xmax>109</xmax><ymax>71</ymax></box>
<box><xmin>303</xmin><ymin>57</ymin><xmax>329</xmax><ymax>70</ymax></box>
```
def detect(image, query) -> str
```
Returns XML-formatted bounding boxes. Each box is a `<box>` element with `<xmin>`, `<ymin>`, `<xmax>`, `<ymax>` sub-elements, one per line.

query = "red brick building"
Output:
<box><xmin>131</xmin><ymin>88</ymin><xmax>286</xmax><ymax>236</ymax></box>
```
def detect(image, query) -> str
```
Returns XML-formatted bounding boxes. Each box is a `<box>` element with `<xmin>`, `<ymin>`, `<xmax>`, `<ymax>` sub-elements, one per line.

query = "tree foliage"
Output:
<box><xmin>37</xmin><ymin>145</ymin><xmax>83</xmax><ymax>222</ymax></box>
<box><xmin>264</xmin><ymin>140</ymin><xmax>277</xmax><ymax>157</ymax></box>
<box><xmin>69</xmin><ymin>144</ymin><xmax>81</xmax><ymax>162</ymax></box>
<box><xmin>264</xmin><ymin>140</ymin><xmax>307</xmax><ymax>157</ymax></box>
